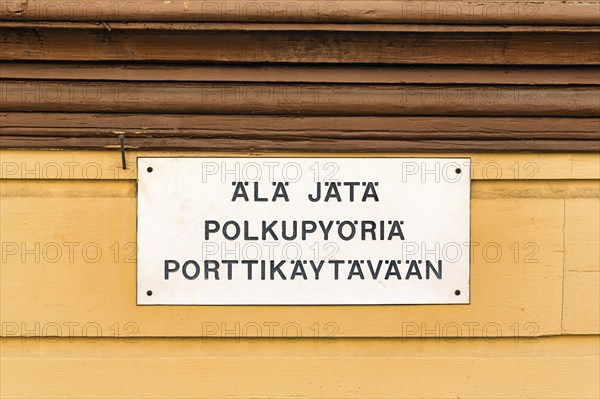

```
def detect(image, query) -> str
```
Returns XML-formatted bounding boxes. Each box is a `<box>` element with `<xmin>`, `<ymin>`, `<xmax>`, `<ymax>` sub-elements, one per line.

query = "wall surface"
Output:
<box><xmin>1</xmin><ymin>1</ymin><xmax>599</xmax><ymax>397</ymax></box>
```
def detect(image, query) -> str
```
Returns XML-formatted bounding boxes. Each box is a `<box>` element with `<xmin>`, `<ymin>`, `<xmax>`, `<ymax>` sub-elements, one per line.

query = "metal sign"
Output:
<box><xmin>137</xmin><ymin>157</ymin><xmax>470</xmax><ymax>305</ymax></box>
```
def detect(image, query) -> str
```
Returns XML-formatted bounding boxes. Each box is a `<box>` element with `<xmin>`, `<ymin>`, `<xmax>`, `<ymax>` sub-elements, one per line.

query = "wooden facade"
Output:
<box><xmin>1</xmin><ymin>1</ymin><xmax>599</xmax><ymax>397</ymax></box>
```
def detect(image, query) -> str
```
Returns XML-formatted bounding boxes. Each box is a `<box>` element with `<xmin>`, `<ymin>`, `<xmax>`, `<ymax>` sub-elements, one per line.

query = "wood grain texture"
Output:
<box><xmin>2</xmin><ymin>63</ymin><xmax>599</xmax><ymax>85</ymax></box>
<box><xmin>3</xmin><ymin>114</ymin><xmax>600</xmax><ymax>139</ymax></box>
<box><xmin>5</xmin><ymin>21</ymin><xmax>600</xmax><ymax>32</ymax></box>
<box><xmin>2</xmin><ymin>0</ymin><xmax>599</xmax><ymax>25</ymax></box>
<box><xmin>2</xmin><ymin>26</ymin><xmax>598</xmax><ymax>64</ymax></box>
<box><xmin>2</xmin><ymin>114</ymin><xmax>599</xmax><ymax>139</ymax></box>
<box><xmin>1</xmin><ymin>81</ymin><xmax>598</xmax><ymax>116</ymax></box>
<box><xmin>1</xmin><ymin>178</ymin><xmax>581</xmax><ymax>337</ymax></box>
<box><xmin>2</xmin><ymin>336</ymin><xmax>599</xmax><ymax>398</ymax></box>
<box><xmin>4</xmin><ymin>115</ymin><xmax>599</xmax><ymax>152</ymax></box>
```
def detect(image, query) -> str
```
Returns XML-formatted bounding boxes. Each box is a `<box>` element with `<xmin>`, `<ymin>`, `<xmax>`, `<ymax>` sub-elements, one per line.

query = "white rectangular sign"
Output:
<box><xmin>137</xmin><ymin>157</ymin><xmax>470</xmax><ymax>305</ymax></box>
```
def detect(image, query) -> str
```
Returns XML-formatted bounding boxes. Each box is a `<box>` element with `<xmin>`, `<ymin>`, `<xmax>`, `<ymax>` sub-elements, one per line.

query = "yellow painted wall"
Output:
<box><xmin>1</xmin><ymin>150</ymin><xmax>599</xmax><ymax>398</ymax></box>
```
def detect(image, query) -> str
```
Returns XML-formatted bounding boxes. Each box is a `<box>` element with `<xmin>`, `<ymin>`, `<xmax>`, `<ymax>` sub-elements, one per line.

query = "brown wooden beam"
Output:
<box><xmin>1</xmin><ymin>81</ymin><xmax>598</xmax><ymax>116</ymax></box>
<box><xmin>1</xmin><ymin>25</ymin><xmax>598</xmax><ymax>65</ymax></box>
<box><xmin>1</xmin><ymin>114</ymin><xmax>599</xmax><ymax>140</ymax></box>
<box><xmin>1</xmin><ymin>63</ymin><xmax>598</xmax><ymax>85</ymax></box>
<box><xmin>2</xmin><ymin>0</ymin><xmax>599</xmax><ymax>25</ymax></box>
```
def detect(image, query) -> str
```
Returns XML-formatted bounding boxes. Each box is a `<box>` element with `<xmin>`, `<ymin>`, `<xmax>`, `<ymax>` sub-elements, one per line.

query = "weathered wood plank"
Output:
<box><xmin>1</xmin><ymin>81</ymin><xmax>598</xmax><ymax>116</ymax></box>
<box><xmin>2</xmin><ymin>63</ymin><xmax>599</xmax><ymax>85</ymax></box>
<box><xmin>2</xmin><ymin>26</ymin><xmax>598</xmax><ymax>64</ymax></box>
<box><xmin>0</xmin><ymin>181</ymin><xmax>568</xmax><ymax>337</ymax></box>
<box><xmin>4</xmin><ymin>21</ymin><xmax>600</xmax><ymax>32</ymax></box>
<box><xmin>2</xmin><ymin>114</ymin><xmax>599</xmax><ymax>140</ymax></box>
<box><xmin>1</xmin><ymin>337</ymin><xmax>599</xmax><ymax>398</ymax></box>
<box><xmin>2</xmin><ymin>0</ymin><xmax>599</xmax><ymax>25</ymax></box>
<box><xmin>1</xmin><ymin>150</ymin><xmax>598</xmax><ymax>180</ymax></box>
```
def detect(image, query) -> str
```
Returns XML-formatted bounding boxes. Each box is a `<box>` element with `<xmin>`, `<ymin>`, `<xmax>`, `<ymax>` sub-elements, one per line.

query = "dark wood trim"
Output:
<box><xmin>2</xmin><ymin>21</ymin><xmax>600</xmax><ymax>32</ymax></box>
<box><xmin>2</xmin><ymin>26</ymin><xmax>598</xmax><ymax>65</ymax></box>
<box><xmin>2</xmin><ymin>114</ymin><xmax>599</xmax><ymax>140</ymax></box>
<box><xmin>2</xmin><ymin>114</ymin><xmax>598</xmax><ymax>152</ymax></box>
<box><xmin>2</xmin><ymin>63</ymin><xmax>598</xmax><ymax>85</ymax></box>
<box><xmin>1</xmin><ymin>10</ymin><xmax>597</xmax><ymax>153</ymax></box>
<box><xmin>1</xmin><ymin>81</ymin><xmax>598</xmax><ymax>116</ymax></box>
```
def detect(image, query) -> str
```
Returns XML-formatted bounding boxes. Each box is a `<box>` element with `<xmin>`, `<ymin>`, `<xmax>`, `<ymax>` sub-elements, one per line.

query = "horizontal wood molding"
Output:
<box><xmin>3</xmin><ymin>21</ymin><xmax>600</xmax><ymax>32</ymax></box>
<box><xmin>2</xmin><ymin>336</ymin><xmax>599</xmax><ymax>398</ymax></box>
<box><xmin>1</xmin><ymin>12</ymin><xmax>598</xmax><ymax>152</ymax></box>
<box><xmin>1</xmin><ymin>81</ymin><xmax>598</xmax><ymax>116</ymax></box>
<box><xmin>2</xmin><ymin>63</ymin><xmax>599</xmax><ymax>85</ymax></box>
<box><xmin>1</xmin><ymin>25</ymin><xmax>598</xmax><ymax>64</ymax></box>
<box><xmin>2</xmin><ymin>114</ymin><xmax>599</xmax><ymax>152</ymax></box>
<box><xmin>2</xmin><ymin>114</ymin><xmax>599</xmax><ymax>139</ymax></box>
<box><xmin>3</xmin><ymin>136</ymin><xmax>599</xmax><ymax>152</ymax></box>
<box><xmin>2</xmin><ymin>0</ymin><xmax>599</xmax><ymax>25</ymax></box>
